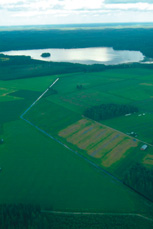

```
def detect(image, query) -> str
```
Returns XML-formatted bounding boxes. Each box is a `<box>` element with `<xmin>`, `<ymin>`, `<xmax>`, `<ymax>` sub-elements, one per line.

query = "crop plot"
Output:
<box><xmin>143</xmin><ymin>154</ymin><xmax>153</xmax><ymax>166</ymax></box>
<box><xmin>59</xmin><ymin>118</ymin><xmax>139</xmax><ymax>169</ymax></box>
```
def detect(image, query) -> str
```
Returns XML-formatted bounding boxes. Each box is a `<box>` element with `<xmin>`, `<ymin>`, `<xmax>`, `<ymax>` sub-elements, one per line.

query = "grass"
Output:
<box><xmin>25</xmin><ymin>99</ymin><xmax>81</xmax><ymax>134</ymax></box>
<box><xmin>1</xmin><ymin>120</ymin><xmax>152</xmax><ymax>214</ymax></box>
<box><xmin>24</xmin><ymin>67</ymin><xmax>153</xmax><ymax>198</ymax></box>
<box><xmin>44</xmin><ymin>68</ymin><xmax>153</xmax><ymax>144</ymax></box>
<box><xmin>45</xmin><ymin>213</ymin><xmax>153</xmax><ymax>229</ymax></box>
<box><xmin>0</xmin><ymin>68</ymin><xmax>153</xmax><ymax>217</ymax></box>
<box><xmin>102</xmin><ymin>113</ymin><xmax>153</xmax><ymax>144</ymax></box>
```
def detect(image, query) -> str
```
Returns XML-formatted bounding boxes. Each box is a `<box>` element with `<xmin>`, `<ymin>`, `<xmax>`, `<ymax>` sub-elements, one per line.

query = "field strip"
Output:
<box><xmin>41</xmin><ymin>210</ymin><xmax>153</xmax><ymax>222</ymax></box>
<box><xmin>83</xmin><ymin>116</ymin><xmax>153</xmax><ymax>147</ymax></box>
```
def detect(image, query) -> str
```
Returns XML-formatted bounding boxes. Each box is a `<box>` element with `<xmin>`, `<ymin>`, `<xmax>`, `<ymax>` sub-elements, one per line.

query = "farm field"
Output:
<box><xmin>24</xmin><ymin>66</ymin><xmax>153</xmax><ymax>201</ymax></box>
<box><xmin>44</xmin><ymin>68</ymin><xmax>153</xmax><ymax>144</ymax></box>
<box><xmin>0</xmin><ymin>59</ymin><xmax>153</xmax><ymax>227</ymax></box>
<box><xmin>59</xmin><ymin>118</ymin><xmax>139</xmax><ymax>171</ymax></box>
<box><xmin>1</xmin><ymin>75</ymin><xmax>153</xmax><ymax>217</ymax></box>
<box><xmin>2</xmin><ymin>119</ymin><xmax>142</xmax><ymax>212</ymax></box>
<box><xmin>102</xmin><ymin>113</ymin><xmax>153</xmax><ymax>144</ymax></box>
<box><xmin>1</xmin><ymin>26</ymin><xmax>153</xmax><ymax>228</ymax></box>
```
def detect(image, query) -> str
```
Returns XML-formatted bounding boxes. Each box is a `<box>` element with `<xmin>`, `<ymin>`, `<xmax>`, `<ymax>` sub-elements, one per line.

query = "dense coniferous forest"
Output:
<box><xmin>0</xmin><ymin>54</ymin><xmax>106</xmax><ymax>80</ymax></box>
<box><xmin>124</xmin><ymin>163</ymin><xmax>153</xmax><ymax>202</ymax></box>
<box><xmin>0</xmin><ymin>29</ymin><xmax>153</xmax><ymax>58</ymax></box>
<box><xmin>1</xmin><ymin>54</ymin><xmax>153</xmax><ymax>81</ymax></box>
<box><xmin>0</xmin><ymin>204</ymin><xmax>49</xmax><ymax>229</ymax></box>
<box><xmin>84</xmin><ymin>104</ymin><xmax>138</xmax><ymax>121</ymax></box>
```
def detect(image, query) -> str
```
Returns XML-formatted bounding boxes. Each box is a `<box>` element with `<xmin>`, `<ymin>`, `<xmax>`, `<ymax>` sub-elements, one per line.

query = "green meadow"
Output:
<box><xmin>30</xmin><ymin>68</ymin><xmax>153</xmax><ymax>144</ymax></box>
<box><xmin>1</xmin><ymin>27</ymin><xmax>153</xmax><ymax>228</ymax></box>
<box><xmin>1</xmin><ymin>119</ymin><xmax>152</xmax><ymax>214</ymax></box>
<box><xmin>24</xmin><ymin>67</ymin><xmax>153</xmax><ymax>202</ymax></box>
<box><xmin>0</xmin><ymin>62</ymin><xmax>153</xmax><ymax>226</ymax></box>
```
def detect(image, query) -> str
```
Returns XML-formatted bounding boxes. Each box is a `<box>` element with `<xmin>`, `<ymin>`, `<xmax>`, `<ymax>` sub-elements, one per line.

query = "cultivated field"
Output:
<box><xmin>143</xmin><ymin>154</ymin><xmax>153</xmax><ymax>166</ymax></box>
<box><xmin>25</xmin><ymin>67</ymin><xmax>153</xmax><ymax>178</ymax></box>
<box><xmin>46</xmin><ymin>68</ymin><xmax>153</xmax><ymax>144</ymax></box>
<box><xmin>1</xmin><ymin>74</ymin><xmax>149</xmax><ymax>214</ymax></box>
<box><xmin>0</xmin><ymin>61</ymin><xmax>153</xmax><ymax>218</ymax></box>
<box><xmin>59</xmin><ymin>118</ymin><xmax>139</xmax><ymax>169</ymax></box>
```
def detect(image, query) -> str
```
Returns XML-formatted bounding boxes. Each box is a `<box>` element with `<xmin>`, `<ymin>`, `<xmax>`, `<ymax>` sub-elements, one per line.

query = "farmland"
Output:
<box><xmin>24</xmin><ymin>65</ymin><xmax>153</xmax><ymax>201</ymax></box>
<box><xmin>44</xmin><ymin>68</ymin><xmax>153</xmax><ymax>144</ymax></box>
<box><xmin>1</xmin><ymin>72</ymin><xmax>153</xmax><ymax>219</ymax></box>
<box><xmin>59</xmin><ymin>118</ymin><xmax>138</xmax><ymax>170</ymax></box>
<box><xmin>0</xmin><ymin>53</ymin><xmax>153</xmax><ymax>227</ymax></box>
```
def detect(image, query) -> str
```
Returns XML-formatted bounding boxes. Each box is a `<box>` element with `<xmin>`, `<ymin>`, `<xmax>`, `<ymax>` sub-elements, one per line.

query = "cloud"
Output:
<box><xmin>105</xmin><ymin>0</ymin><xmax>153</xmax><ymax>3</ymax></box>
<box><xmin>63</xmin><ymin>0</ymin><xmax>104</xmax><ymax>10</ymax></box>
<box><xmin>1</xmin><ymin>0</ymin><xmax>153</xmax><ymax>13</ymax></box>
<box><xmin>1</xmin><ymin>0</ymin><xmax>153</xmax><ymax>26</ymax></box>
<box><xmin>0</xmin><ymin>0</ymin><xmax>105</xmax><ymax>11</ymax></box>
<box><xmin>105</xmin><ymin>3</ymin><xmax>153</xmax><ymax>11</ymax></box>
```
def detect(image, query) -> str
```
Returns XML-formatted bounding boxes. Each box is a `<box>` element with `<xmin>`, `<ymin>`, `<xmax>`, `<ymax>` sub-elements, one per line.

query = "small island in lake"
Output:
<box><xmin>41</xmin><ymin>52</ymin><xmax>51</xmax><ymax>58</ymax></box>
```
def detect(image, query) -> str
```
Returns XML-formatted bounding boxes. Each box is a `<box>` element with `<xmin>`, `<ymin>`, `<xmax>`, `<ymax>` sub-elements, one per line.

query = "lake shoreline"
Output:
<box><xmin>0</xmin><ymin>47</ymin><xmax>144</xmax><ymax>66</ymax></box>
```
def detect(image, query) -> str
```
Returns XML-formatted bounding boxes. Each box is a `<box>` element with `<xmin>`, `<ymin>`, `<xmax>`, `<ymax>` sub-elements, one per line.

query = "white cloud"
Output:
<box><xmin>106</xmin><ymin>2</ymin><xmax>153</xmax><ymax>11</ymax></box>
<box><xmin>63</xmin><ymin>0</ymin><xmax>104</xmax><ymax>10</ymax></box>
<box><xmin>1</xmin><ymin>0</ymin><xmax>153</xmax><ymax>26</ymax></box>
<box><xmin>0</xmin><ymin>0</ymin><xmax>21</xmax><ymax>3</ymax></box>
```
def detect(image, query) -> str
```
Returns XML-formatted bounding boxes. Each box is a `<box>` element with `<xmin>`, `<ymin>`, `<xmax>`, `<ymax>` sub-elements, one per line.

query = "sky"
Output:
<box><xmin>0</xmin><ymin>0</ymin><xmax>153</xmax><ymax>26</ymax></box>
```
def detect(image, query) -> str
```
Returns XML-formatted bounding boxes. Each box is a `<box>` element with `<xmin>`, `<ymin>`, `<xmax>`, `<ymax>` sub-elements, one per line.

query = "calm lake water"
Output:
<box><xmin>1</xmin><ymin>47</ymin><xmax>144</xmax><ymax>65</ymax></box>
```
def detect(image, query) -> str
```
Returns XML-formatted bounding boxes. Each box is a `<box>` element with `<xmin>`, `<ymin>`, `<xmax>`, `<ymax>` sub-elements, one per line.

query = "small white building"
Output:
<box><xmin>141</xmin><ymin>144</ymin><xmax>148</xmax><ymax>151</ymax></box>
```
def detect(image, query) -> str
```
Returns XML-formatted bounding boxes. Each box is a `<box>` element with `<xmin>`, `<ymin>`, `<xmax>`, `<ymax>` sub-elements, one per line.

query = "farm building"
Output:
<box><xmin>140</xmin><ymin>144</ymin><xmax>148</xmax><ymax>151</ymax></box>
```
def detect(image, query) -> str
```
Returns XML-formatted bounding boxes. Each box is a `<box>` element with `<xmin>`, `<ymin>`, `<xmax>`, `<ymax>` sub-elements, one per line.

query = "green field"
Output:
<box><xmin>23</xmin><ymin>67</ymin><xmax>153</xmax><ymax>201</ymax></box>
<box><xmin>45</xmin><ymin>68</ymin><xmax>153</xmax><ymax>144</ymax></box>
<box><xmin>1</xmin><ymin>25</ymin><xmax>153</xmax><ymax>228</ymax></box>
<box><xmin>1</xmin><ymin>60</ymin><xmax>153</xmax><ymax>227</ymax></box>
<box><xmin>26</xmin><ymin>68</ymin><xmax>153</xmax><ymax>144</ymax></box>
<box><xmin>0</xmin><ymin>94</ymin><xmax>151</xmax><ymax>214</ymax></box>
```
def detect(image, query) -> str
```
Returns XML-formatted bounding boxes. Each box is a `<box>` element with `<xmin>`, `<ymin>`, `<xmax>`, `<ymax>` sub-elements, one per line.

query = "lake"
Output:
<box><xmin>0</xmin><ymin>47</ymin><xmax>144</xmax><ymax>65</ymax></box>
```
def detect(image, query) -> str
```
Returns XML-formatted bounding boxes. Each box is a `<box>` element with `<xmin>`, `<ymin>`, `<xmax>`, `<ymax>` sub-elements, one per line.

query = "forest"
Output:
<box><xmin>84</xmin><ymin>104</ymin><xmax>138</xmax><ymax>121</ymax></box>
<box><xmin>0</xmin><ymin>28</ymin><xmax>153</xmax><ymax>58</ymax></box>
<box><xmin>124</xmin><ymin>163</ymin><xmax>153</xmax><ymax>202</ymax></box>
<box><xmin>41</xmin><ymin>53</ymin><xmax>51</xmax><ymax>58</ymax></box>
<box><xmin>0</xmin><ymin>204</ymin><xmax>49</xmax><ymax>229</ymax></box>
<box><xmin>1</xmin><ymin>53</ymin><xmax>153</xmax><ymax>81</ymax></box>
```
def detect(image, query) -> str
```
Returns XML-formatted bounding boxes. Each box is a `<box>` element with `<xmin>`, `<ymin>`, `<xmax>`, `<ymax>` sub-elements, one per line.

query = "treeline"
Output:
<box><xmin>1</xmin><ymin>53</ymin><xmax>153</xmax><ymax>81</ymax></box>
<box><xmin>84</xmin><ymin>103</ymin><xmax>138</xmax><ymax>121</ymax></box>
<box><xmin>0</xmin><ymin>204</ymin><xmax>152</xmax><ymax>228</ymax></box>
<box><xmin>124</xmin><ymin>163</ymin><xmax>153</xmax><ymax>201</ymax></box>
<box><xmin>0</xmin><ymin>54</ymin><xmax>107</xmax><ymax>81</ymax></box>
<box><xmin>46</xmin><ymin>213</ymin><xmax>153</xmax><ymax>229</ymax></box>
<box><xmin>0</xmin><ymin>54</ymin><xmax>40</xmax><ymax>67</ymax></box>
<box><xmin>1</xmin><ymin>28</ymin><xmax>153</xmax><ymax>58</ymax></box>
<box><xmin>0</xmin><ymin>204</ymin><xmax>49</xmax><ymax>229</ymax></box>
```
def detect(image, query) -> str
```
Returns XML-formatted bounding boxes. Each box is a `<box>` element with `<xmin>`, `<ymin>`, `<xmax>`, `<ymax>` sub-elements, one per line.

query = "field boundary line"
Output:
<box><xmin>20</xmin><ymin>77</ymin><xmax>59</xmax><ymax>118</ymax></box>
<box><xmin>41</xmin><ymin>210</ymin><xmax>153</xmax><ymax>222</ymax></box>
